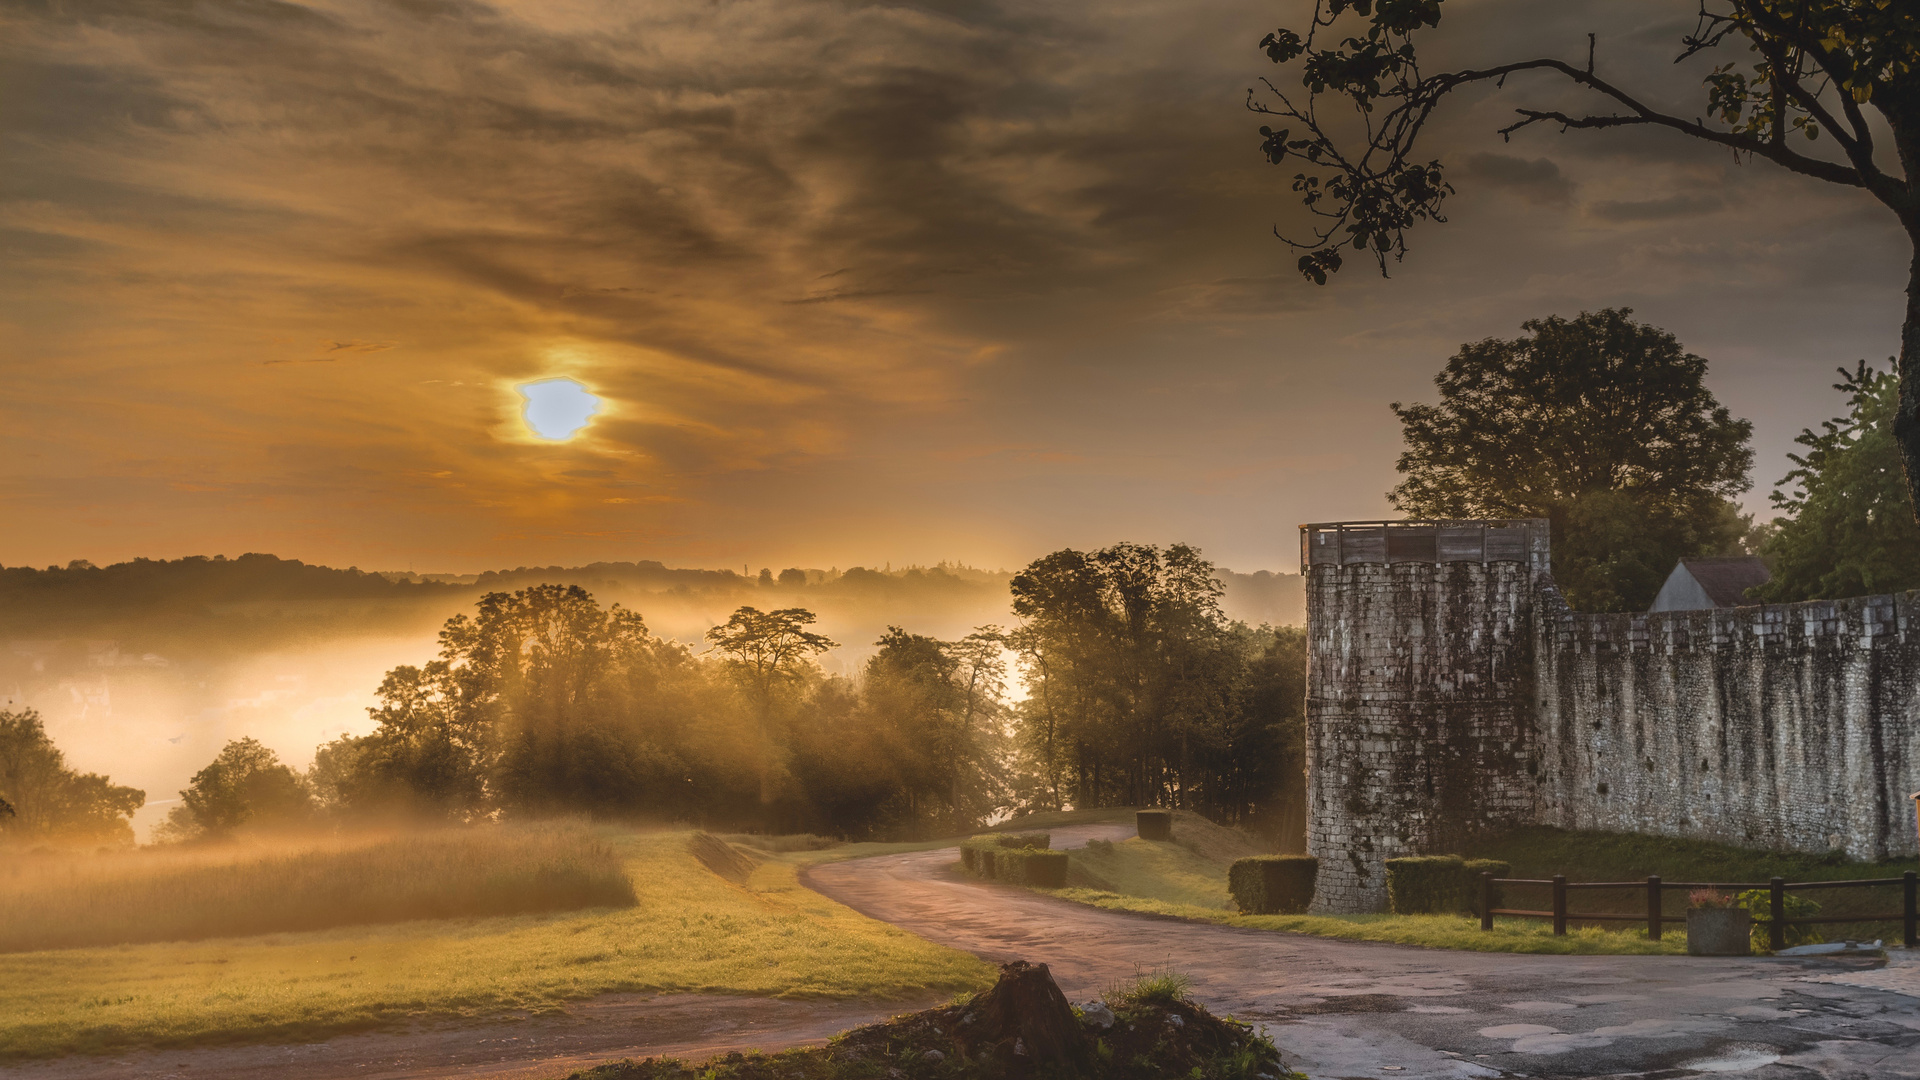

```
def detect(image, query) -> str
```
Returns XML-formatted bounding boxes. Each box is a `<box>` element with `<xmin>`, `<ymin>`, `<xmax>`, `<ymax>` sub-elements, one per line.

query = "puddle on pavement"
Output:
<box><xmin>1676</xmin><ymin>1045</ymin><xmax>1782</xmax><ymax>1072</ymax></box>
<box><xmin>1477</xmin><ymin>1024</ymin><xmax>1558</xmax><ymax>1038</ymax></box>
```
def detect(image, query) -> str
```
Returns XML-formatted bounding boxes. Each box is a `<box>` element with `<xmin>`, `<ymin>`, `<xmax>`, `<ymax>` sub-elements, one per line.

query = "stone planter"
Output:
<box><xmin>1687</xmin><ymin>907</ymin><xmax>1752</xmax><ymax>956</ymax></box>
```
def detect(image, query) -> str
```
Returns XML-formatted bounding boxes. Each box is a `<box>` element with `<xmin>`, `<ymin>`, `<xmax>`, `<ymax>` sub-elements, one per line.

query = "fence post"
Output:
<box><xmin>1552</xmin><ymin>875</ymin><xmax>1567</xmax><ymax>936</ymax></box>
<box><xmin>1481</xmin><ymin>873</ymin><xmax>1494</xmax><ymax>931</ymax></box>
<box><xmin>1769</xmin><ymin>877</ymin><xmax>1786</xmax><ymax>953</ymax></box>
<box><xmin>1646</xmin><ymin>875</ymin><xmax>1661</xmax><ymax>941</ymax></box>
<box><xmin>1904</xmin><ymin>871</ymin><xmax>1916</xmax><ymax>949</ymax></box>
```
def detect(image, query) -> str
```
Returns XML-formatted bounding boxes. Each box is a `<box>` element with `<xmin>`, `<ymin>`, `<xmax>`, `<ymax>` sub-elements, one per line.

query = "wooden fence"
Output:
<box><xmin>1479</xmin><ymin>871</ymin><xmax>1919</xmax><ymax>949</ymax></box>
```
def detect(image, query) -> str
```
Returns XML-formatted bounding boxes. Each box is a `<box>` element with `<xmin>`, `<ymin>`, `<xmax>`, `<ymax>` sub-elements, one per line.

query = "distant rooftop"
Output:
<box><xmin>1649</xmin><ymin>556</ymin><xmax>1771</xmax><ymax>612</ymax></box>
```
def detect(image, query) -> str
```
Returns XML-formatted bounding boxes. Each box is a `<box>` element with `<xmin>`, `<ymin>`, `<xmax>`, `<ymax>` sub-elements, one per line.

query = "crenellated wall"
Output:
<box><xmin>1302</xmin><ymin>519</ymin><xmax>1920</xmax><ymax>913</ymax></box>
<box><xmin>1535</xmin><ymin>588</ymin><xmax>1920</xmax><ymax>863</ymax></box>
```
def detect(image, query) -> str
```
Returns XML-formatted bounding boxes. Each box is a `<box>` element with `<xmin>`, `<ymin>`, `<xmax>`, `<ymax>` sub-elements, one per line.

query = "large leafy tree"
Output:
<box><xmin>1390</xmin><ymin>308</ymin><xmax>1755</xmax><ymax>610</ymax></box>
<box><xmin>0</xmin><ymin>708</ymin><xmax>145</xmax><ymax>845</ymax></box>
<box><xmin>1756</xmin><ymin>361</ymin><xmax>1920</xmax><ymax>599</ymax></box>
<box><xmin>1251</xmin><ymin>1</ymin><xmax>1920</xmax><ymax>514</ymax></box>
<box><xmin>159</xmin><ymin>737</ymin><xmax>313</xmax><ymax>841</ymax></box>
<box><xmin>1007</xmin><ymin>542</ymin><xmax>1302</xmax><ymax>830</ymax></box>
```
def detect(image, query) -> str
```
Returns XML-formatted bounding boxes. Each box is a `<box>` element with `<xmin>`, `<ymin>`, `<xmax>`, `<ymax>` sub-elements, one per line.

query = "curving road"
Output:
<box><xmin>805</xmin><ymin>824</ymin><xmax>1920</xmax><ymax>1080</ymax></box>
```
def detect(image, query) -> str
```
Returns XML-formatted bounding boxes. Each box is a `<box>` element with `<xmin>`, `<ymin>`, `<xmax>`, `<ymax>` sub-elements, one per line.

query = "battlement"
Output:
<box><xmin>1299</xmin><ymin>519</ymin><xmax>1549</xmax><ymax>570</ymax></box>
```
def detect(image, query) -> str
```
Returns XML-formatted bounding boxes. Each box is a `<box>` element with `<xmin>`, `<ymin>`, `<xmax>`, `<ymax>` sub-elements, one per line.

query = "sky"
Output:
<box><xmin>2</xmin><ymin>0</ymin><xmax>1911</xmax><ymax>576</ymax></box>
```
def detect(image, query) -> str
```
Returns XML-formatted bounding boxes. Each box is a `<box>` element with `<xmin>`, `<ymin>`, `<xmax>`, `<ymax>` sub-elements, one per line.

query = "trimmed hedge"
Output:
<box><xmin>1228</xmin><ymin>855</ymin><xmax>1318</xmax><ymax>914</ymax></box>
<box><xmin>959</xmin><ymin>833</ymin><xmax>1052</xmax><ymax>879</ymax></box>
<box><xmin>993</xmin><ymin>847</ymin><xmax>1069</xmax><ymax>887</ymax></box>
<box><xmin>1386</xmin><ymin>855</ymin><xmax>1466</xmax><ymax>914</ymax></box>
<box><xmin>1136</xmin><ymin>809</ymin><xmax>1173</xmax><ymax>841</ymax></box>
<box><xmin>1387</xmin><ymin>855</ymin><xmax>1514</xmax><ymax>914</ymax></box>
<box><xmin>1463</xmin><ymin>858</ymin><xmax>1510</xmax><ymax>915</ymax></box>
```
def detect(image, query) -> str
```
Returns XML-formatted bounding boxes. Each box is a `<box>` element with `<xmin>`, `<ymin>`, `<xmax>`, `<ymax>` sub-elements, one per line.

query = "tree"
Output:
<box><xmin>1389</xmin><ymin>308</ymin><xmax>1755</xmax><ymax>610</ymax></box>
<box><xmin>0</xmin><ymin>708</ymin><xmax>145</xmax><ymax>845</ymax></box>
<box><xmin>1007</xmin><ymin>542</ymin><xmax>1302</xmax><ymax>822</ymax></box>
<box><xmin>159</xmin><ymin>737</ymin><xmax>313</xmax><ymax>841</ymax></box>
<box><xmin>1757</xmin><ymin>361</ymin><xmax>1920</xmax><ymax>600</ymax></box>
<box><xmin>1250</xmin><ymin>1</ymin><xmax>1920</xmax><ymax>516</ymax></box>
<box><xmin>704</xmin><ymin>607</ymin><xmax>838</xmax><ymax>724</ymax></box>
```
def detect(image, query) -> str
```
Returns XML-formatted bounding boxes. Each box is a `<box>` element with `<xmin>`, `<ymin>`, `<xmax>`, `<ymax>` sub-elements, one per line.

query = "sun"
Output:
<box><xmin>517</xmin><ymin>378</ymin><xmax>601</xmax><ymax>441</ymax></box>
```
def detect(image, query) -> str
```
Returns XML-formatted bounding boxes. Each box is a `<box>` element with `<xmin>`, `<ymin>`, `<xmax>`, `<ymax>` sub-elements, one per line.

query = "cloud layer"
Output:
<box><xmin>1</xmin><ymin>0</ymin><xmax>1909</xmax><ymax>572</ymax></box>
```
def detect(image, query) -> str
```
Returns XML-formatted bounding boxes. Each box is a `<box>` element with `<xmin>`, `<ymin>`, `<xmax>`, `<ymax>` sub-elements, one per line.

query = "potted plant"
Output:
<box><xmin>1686</xmin><ymin>889</ymin><xmax>1752</xmax><ymax>956</ymax></box>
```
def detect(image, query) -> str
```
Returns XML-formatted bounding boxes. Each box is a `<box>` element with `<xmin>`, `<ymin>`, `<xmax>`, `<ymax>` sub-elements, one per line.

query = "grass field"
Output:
<box><xmin>0</xmin><ymin>823</ymin><xmax>635</xmax><ymax>952</ymax></box>
<box><xmin>0</xmin><ymin>829</ymin><xmax>992</xmax><ymax>1061</ymax></box>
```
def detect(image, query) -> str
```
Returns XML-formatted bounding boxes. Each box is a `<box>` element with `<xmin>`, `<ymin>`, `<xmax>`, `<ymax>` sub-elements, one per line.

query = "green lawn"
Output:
<box><xmin>0</xmin><ymin>829</ymin><xmax>992</xmax><ymax>1061</ymax></box>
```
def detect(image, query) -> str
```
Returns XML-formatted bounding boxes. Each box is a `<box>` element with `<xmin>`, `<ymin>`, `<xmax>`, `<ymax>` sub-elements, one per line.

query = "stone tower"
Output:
<box><xmin>1299</xmin><ymin>520</ymin><xmax>1549</xmax><ymax>913</ymax></box>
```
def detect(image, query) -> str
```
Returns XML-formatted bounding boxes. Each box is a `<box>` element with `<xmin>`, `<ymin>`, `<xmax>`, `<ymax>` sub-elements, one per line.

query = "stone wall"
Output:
<box><xmin>1303</xmin><ymin>522</ymin><xmax>1548</xmax><ymax>913</ymax></box>
<box><xmin>1536</xmin><ymin>587</ymin><xmax>1920</xmax><ymax>862</ymax></box>
<box><xmin>1303</xmin><ymin>519</ymin><xmax>1920</xmax><ymax>913</ymax></box>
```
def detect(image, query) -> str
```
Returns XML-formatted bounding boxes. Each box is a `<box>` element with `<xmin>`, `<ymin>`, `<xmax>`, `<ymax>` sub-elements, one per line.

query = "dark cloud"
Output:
<box><xmin>0</xmin><ymin>0</ymin><xmax>1909</xmax><ymax>574</ymax></box>
<box><xmin>1588</xmin><ymin>193</ymin><xmax>1728</xmax><ymax>222</ymax></box>
<box><xmin>1461</xmin><ymin>153</ymin><xmax>1575</xmax><ymax>206</ymax></box>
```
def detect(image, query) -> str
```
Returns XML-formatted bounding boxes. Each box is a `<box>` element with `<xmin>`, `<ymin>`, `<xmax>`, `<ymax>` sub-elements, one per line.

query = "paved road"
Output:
<box><xmin>805</xmin><ymin>824</ymin><xmax>1920</xmax><ymax>1080</ymax></box>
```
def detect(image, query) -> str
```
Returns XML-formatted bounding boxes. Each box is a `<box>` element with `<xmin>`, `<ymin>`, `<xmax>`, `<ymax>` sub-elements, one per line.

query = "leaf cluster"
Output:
<box><xmin>1756</xmin><ymin>361</ymin><xmax>1920</xmax><ymax>601</ymax></box>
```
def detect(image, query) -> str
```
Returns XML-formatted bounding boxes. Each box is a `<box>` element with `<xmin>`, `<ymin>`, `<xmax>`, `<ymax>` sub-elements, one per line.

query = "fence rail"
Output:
<box><xmin>1478</xmin><ymin>871</ymin><xmax>1919</xmax><ymax>948</ymax></box>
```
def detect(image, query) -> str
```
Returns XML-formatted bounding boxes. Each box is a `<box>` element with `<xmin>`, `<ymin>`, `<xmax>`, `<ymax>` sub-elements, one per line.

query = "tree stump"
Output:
<box><xmin>961</xmin><ymin>960</ymin><xmax>1087</xmax><ymax>1070</ymax></box>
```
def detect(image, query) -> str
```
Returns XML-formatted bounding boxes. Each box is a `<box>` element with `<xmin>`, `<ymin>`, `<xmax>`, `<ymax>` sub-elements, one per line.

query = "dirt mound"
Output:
<box><xmin>686</xmin><ymin>832</ymin><xmax>758</xmax><ymax>885</ymax></box>
<box><xmin>568</xmin><ymin>959</ymin><xmax>1297</xmax><ymax>1080</ymax></box>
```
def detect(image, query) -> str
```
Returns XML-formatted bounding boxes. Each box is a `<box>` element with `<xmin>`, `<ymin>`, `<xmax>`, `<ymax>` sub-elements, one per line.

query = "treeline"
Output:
<box><xmin>125</xmin><ymin>544</ymin><xmax>1306</xmax><ymax>844</ymax></box>
<box><xmin>4</xmin><ymin>542</ymin><xmax>1306</xmax><ymax>845</ymax></box>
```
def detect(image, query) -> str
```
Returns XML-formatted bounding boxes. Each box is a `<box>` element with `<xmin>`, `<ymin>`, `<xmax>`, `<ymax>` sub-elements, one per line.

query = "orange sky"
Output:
<box><xmin>2</xmin><ymin>0</ymin><xmax>1910</xmax><ymax>575</ymax></box>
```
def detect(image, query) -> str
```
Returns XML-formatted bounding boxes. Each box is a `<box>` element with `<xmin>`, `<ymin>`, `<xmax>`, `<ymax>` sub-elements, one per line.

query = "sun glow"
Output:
<box><xmin>518</xmin><ymin>378</ymin><xmax>600</xmax><ymax>441</ymax></box>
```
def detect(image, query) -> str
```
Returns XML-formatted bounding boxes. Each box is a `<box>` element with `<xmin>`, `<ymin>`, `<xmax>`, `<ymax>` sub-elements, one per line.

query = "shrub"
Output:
<box><xmin>1733</xmin><ymin>889</ymin><xmax>1823</xmax><ymax>953</ymax></box>
<box><xmin>1228</xmin><ymin>855</ymin><xmax>1318</xmax><ymax>914</ymax></box>
<box><xmin>960</xmin><ymin>837</ymin><xmax>999</xmax><ymax>876</ymax></box>
<box><xmin>1084</xmin><ymin>838</ymin><xmax>1114</xmax><ymax>855</ymax></box>
<box><xmin>994</xmin><ymin>847</ymin><xmax>1068</xmax><ymax>887</ymax></box>
<box><xmin>959</xmin><ymin>833</ymin><xmax>1052</xmax><ymax>879</ymax></box>
<box><xmin>1105</xmin><ymin>966</ymin><xmax>1192</xmax><ymax>1007</ymax></box>
<box><xmin>1462</xmin><ymin>858</ymin><xmax>1510</xmax><ymax>915</ymax></box>
<box><xmin>1136</xmin><ymin>809</ymin><xmax>1173</xmax><ymax>841</ymax></box>
<box><xmin>1386</xmin><ymin>854</ymin><xmax>1466</xmax><ymax>914</ymax></box>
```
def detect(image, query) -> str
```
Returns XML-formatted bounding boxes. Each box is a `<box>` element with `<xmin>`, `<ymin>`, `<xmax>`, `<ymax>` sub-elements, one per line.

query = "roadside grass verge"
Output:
<box><xmin>0</xmin><ymin>829</ymin><xmax>992</xmax><ymax>1061</ymax></box>
<box><xmin>1047</xmin><ymin>889</ymin><xmax>1686</xmax><ymax>954</ymax></box>
<box><xmin>1031</xmin><ymin>816</ymin><xmax>1687</xmax><ymax>954</ymax></box>
<box><xmin>0</xmin><ymin>822</ymin><xmax>634</xmax><ymax>953</ymax></box>
<box><xmin>1465</xmin><ymin>826</ymin><xmax>1917</xmax><ymax>944</ymax></box>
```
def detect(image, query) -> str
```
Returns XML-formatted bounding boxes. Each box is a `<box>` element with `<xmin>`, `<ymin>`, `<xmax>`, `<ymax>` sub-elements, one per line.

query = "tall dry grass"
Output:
<box><xmin>0</xmin><ymin>821</ymin><xmax>636</xmax><ymax>952</ymax></box>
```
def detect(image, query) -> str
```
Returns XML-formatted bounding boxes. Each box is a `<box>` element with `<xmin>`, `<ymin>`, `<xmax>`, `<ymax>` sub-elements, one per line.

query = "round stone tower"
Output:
<box><xmin>1299</xmin><ymin>520</ymin><xmax>1549</xmax><ymax>913</ymax></box>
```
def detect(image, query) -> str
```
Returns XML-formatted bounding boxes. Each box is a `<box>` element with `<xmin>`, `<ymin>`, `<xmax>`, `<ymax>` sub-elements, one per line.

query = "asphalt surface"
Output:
<box><xmin>805</xmin><ymin>824</ymin><xmax>1920</xmax><ymax>1080</ymax></box>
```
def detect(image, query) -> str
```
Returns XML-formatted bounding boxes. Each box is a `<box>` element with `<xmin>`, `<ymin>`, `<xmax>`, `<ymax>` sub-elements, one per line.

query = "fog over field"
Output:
<box><xmin>1</xmin><ymin>554</ymin><xmax>1300</xmax><ymax>839</ymax></box>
